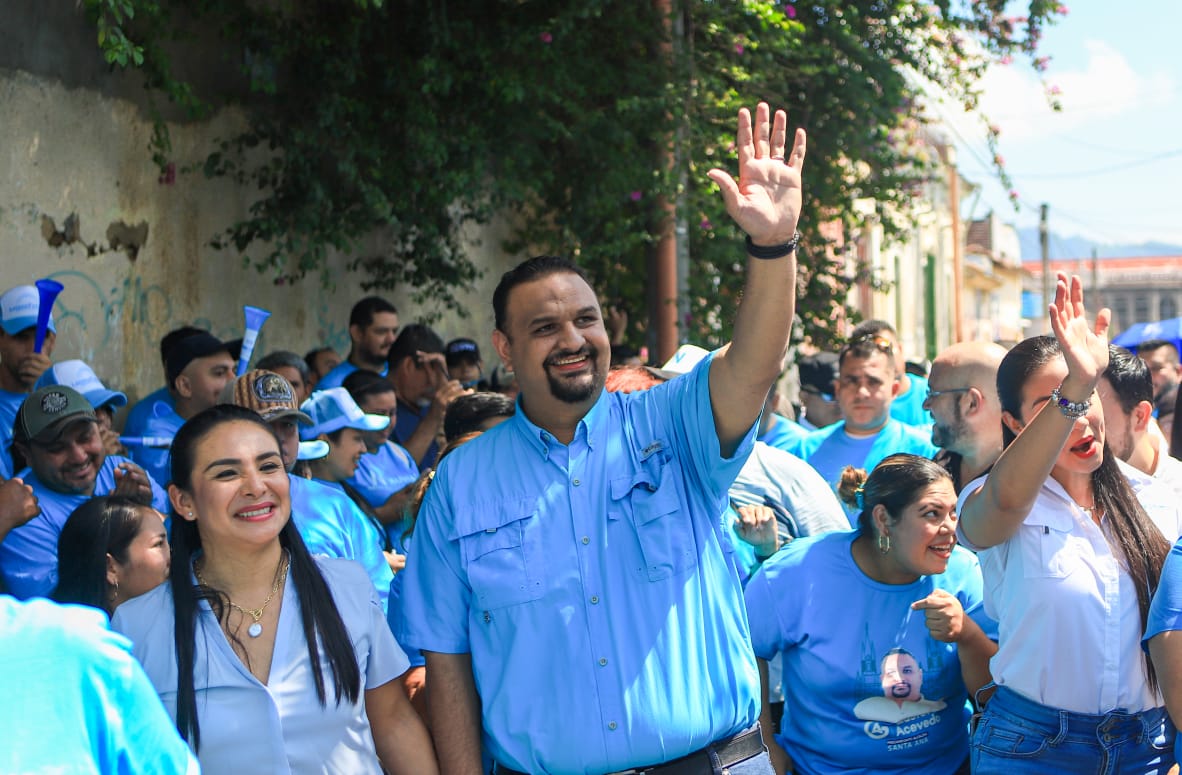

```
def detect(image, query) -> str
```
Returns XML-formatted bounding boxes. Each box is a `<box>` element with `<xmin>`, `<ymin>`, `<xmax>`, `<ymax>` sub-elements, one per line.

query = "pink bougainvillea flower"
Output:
<box><xmin>1056</xmin><ymin>4</ymin><xmax>1069</xmax><ymax>14</ymax></box>
<box><xmin>735</xmin><ymin>43</ymin><xmax>745</xmax><ymax>54</ymax></box>
<box><xmin>785</xmin><ymin>5</ymin><xmax>797</xmax><ymax>18</ymax></box>
<box><xmin>1008</xmin><ymin>189</ymin><xmax>1020</xmax><ymax>200</ymax></box>
<box><xmin>1048</xmin><ymin>84</ymin><xmax>1062</xmax><ymax>95</ymax></box>
<box><xmin>700</xmin><ymin>218</ymin><xmax>713</xmax><ymax>231</ymax></box>
<box><xmin>1034</xmin><ymin>56</ymin><xmax>1050</xmax><ymax>71</ymax></box>
<box><xmin>988</xmin><ymin>123</ymin><xmax>1001</xmax><ymax>136</ymax></box>
<box><xmin>999</xmin><ymin>55</ymin><xmax>1013</xmax><ymax>65</ymax></box>
<box><xmin>993</xmin><ymin>154</ymin><xmax>1005</xmax><ymax>166</ymax></box>
<box><xmin>630</xmin><ymin>190</ymin><xmax>642</xmax><ymax>202</ymax></box>
<box><xmin>540</xmin><ymin>31</ymin><xmax>553</xmax><ymax>44</ymax></box>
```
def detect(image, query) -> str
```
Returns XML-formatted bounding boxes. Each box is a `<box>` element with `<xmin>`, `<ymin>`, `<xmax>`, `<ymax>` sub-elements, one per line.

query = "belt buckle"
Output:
<box><xmin>606</xmin><ymin>770</ymin><xmax>644</xmax><ymax>775</ymax></box>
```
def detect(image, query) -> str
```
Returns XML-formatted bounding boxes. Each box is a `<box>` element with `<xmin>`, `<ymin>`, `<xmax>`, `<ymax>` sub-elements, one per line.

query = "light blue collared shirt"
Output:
<box><xmin>0</xmin><ymin>455</ymin><xmax>169</xmax><ymax>599</ymax></box>
<box><xmin>346</xmin><ymin>440</ymin><xmax>419</xmax><ymax>546</ymax></box>
<box><xmin>399</xmin><ymin>353</ymin><xmax>760</xmax><ymax>773</ymax></box>
<box><xmin>289</xmin><ymin>475</ymin><xmax>394</xmax><ymax>614</ymax></box>
<box><xmin>0</xmin><ymin>596</ymin><xmax>198</xmax><ymax>774</ymax></box>
<box><xmin>317</xmin><ymin>360</ymin><xmax>388</xmax><ymax>390</ymax></box>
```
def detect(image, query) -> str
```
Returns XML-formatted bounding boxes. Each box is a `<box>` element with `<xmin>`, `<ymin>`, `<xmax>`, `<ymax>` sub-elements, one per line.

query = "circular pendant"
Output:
<box><xmin>247</xmin><ymin>622</ymin><xmax>263</xmax><ymax>638</ymax></box>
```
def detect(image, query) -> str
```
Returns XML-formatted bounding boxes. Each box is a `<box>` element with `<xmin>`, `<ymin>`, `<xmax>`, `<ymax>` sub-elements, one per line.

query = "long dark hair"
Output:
<box><xmin>168</xmin><ymin>405</ymin><xmax>361</xmax><ymax>750</ymax></box>
<box><xmin>52</xmin><ymin>495</ymin><xmax>148</xmax><ymax>614</ymax></box>
<box><xmin>838</xmin><ymin>454</ymin><xmax>952</xmax><ymax>536</ymax></box>
<box><xmin>998</xmin><ymin>335</ymin><xmax>1170</xmax><ymax>687</ymax></box>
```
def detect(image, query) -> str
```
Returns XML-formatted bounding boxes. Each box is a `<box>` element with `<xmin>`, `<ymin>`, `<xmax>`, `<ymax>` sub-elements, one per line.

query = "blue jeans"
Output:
<box><xmin>971</xmin><ymin>686</ymin><xmax>1176</xmax><ymax>774</ymax></box>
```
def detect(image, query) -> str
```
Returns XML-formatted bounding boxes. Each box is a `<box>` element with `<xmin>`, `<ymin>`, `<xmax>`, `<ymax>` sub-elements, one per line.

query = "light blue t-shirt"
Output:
<box><xmin>288</xmin><ymin>475</ymin><xmax>394</xmax><ymax>614</ymax></box>
<box><xmin>399</xmin><ymin>353</ymin><xmax>759</xmax><ymax>774</ymax></box>
<box><xmin>124</xmin><ymin>390</ymin><xmax>182</xmax><ymax>487</ymax></box>
<box><xmin>0</xmin><ymin>388</ymin><xmax>27</xmax><ymax>479</ymax></box>
<box><xmin>758</xmin><ymin>413</ymin><xmax>809</xmax><ymax>453</ymax></box>
<box><xmin>1145</xmin><ymin>536</ymin><xmax>1182</xmax><ymax>764</ymax></box>
<box><xmin>0</xmin><ymin>596</ymin><xmax>198</xmax><ymax>774</ymax></box>
<box><xmin>317</xmin><ymin>360</ymin><xmax>388</xmax><ymax>390</ymax></box>
<box><xmin>800</xmin><ymin>420</ymin><xmax>939</xmax><ymax>524</ymax></box>
<box><xmin>0</xmin><ymin>455</ymin><xmax>169</xmax><ymax>599</ymax></box>
<box><xmin>891</xmin><ymin>373</ymin><xmax>933</xmax><ymax>428</ymax></box>
<box><xmin>745</xmin><ymin>530</ymin><xmax>993</xmax><ymax>775</ymax></box>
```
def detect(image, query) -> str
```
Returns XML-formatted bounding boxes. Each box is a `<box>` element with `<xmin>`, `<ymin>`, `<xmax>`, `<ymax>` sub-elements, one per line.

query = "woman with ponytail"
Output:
<box><xmin>958</xmin><ymin>273</ymin><xmax>1175</xmax><ymax>772</ymax></box>
<box><xmin>111</xmin><ymin>404</ymin><xmax>438</xmax><ymax>774</ymax></box>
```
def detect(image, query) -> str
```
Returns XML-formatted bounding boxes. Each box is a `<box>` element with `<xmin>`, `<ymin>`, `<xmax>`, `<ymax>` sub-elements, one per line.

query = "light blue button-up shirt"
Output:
<box><xmin>124</xmin><ymin>391</ymin><xmax>183</xmax><ymax>487</ymax></box>
<box><xmin>399</xmin><ymin>353</ymin><xmax>760</xmax><ymax>774</ymax></box>
<box><xmin>0</xmin><ymin>455</ymin><xmax>169</xmax><ymax>599</ymax></box>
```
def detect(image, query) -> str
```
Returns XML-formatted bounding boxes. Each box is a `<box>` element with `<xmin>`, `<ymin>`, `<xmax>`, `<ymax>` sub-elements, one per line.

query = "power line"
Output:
<box><xmin>1014</xmin><ymin>148</ymin><xmax>1182</xmax><ymax>179</ymax></box>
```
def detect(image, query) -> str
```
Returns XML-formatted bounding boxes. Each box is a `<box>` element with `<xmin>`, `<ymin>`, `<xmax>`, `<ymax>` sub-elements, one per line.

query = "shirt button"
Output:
<box><xmin>573</xmin><ymin>478</ymin><xmax>581</xmax><ymax>486</ymax></box>
<box><xmin>590</xmin><ymin>595</ymin><xmax>599</xmax><ymax>604</ymax></box>
<box><xmin>608</xmin><ymin>721</ymin><xmax>618</xmax><ymax>731</ymax></box>
<box><xmin>581</xmin><ymin>536</ymin><xmax>590</xmax><ymax>545</ymax></box>
<box><xmin>599</xmin><ymin>657</ymin><xmax>608</xmax><ymax>666</ymax></box>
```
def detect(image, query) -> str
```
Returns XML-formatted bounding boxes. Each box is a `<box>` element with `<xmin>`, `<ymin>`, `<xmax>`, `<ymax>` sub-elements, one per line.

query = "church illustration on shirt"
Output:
<box><xmin>853</xmin><ymin>624</ymin><xmax>948</xmax><ymax>724</ymax></box>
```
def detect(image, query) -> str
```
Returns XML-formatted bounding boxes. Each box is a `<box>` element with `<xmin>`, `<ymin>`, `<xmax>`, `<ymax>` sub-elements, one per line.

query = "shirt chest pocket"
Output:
<box><xmin>1021</xmin><ymin>513</ymin><xmax>1086</xmax><ymax>579</ymax></box>
<box><xmin>610</xmin><ymin>461</ymin><xmax>698</xmax><ymax>582</ymax></box>
<box><xmin>456</xmin><ymin>497</ymin><xmax>545</xmax><ymax>610</ymax></box>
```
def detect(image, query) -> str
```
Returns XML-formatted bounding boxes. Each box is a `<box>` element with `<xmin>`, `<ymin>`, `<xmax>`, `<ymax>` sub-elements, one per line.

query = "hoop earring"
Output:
<box><xmin>878</xmin><ymin>533</ymin><xmax>890</xmax><ymax>554</ymax></box>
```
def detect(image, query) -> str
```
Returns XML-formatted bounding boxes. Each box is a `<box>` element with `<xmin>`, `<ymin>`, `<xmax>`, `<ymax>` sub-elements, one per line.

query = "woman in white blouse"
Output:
<box><xmin>113</xmin><ymin>404</ymin><xmax>438</xmax><ymax>774</ymax></box>
<box><xmin>957</xmin><ymin>273</ymin><xmax>1175</xmax><ymax>773</ymax></box>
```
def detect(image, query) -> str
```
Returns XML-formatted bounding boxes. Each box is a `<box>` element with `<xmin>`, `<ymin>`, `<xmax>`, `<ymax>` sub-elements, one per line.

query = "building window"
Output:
<box><xmin>1162</xmin><ymin>295</ymin><xmax>1178</xmax><ymax>320</ymax></box>
<box><xmin>1112</xmin><ymin>296</ymin><xmax>1130</xmax><ymax>329</ymax></box>
<box><xmin>1134</xmin><ymin>294</ymin><xmax>1151</xmax><ymax>324</ymax></box>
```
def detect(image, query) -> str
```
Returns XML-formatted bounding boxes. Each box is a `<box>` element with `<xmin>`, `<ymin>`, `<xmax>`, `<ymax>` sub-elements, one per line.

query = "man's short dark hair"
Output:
<box><xmin>342</xmin><ymin>369</ymin><xmax>396</xmax><ymax>405</ymax></box>
<box><xmin>1103</xmin><ymin>346</ymin><xmax>1153</xmax><ymax>414</ymax></box>
<box><xmin>388</xmin><ymin>324</ymin><xmax>445</xmax><ymax>370</ymax></box>
<box><xmin>1136</xmin><ymin>339</ymin><xmax>1180</xmax><ymax>364</ymax></box>
<box><xmin>492</xmin><ymin>256</ymin><xmax>590</xmax><ymax>333</ymax></box>
<box><xmin>159</xmin><ymin>326</ymin><xmax>207</xmax><ymax>369</ymax></box>
<box><xmin>349</xmin><ymin>297</ymin><xmax>398</xmax><ymax>330</ymax></box>
<box><xmin>849</xmin><ymin>319</ymin><xmax>897</xmax><ymax>340</ymax></box>
<box><xmin>256</xmin><ymin>350</ymin><xmax>312</xmax><ymax>383</ymax></box>
<box><xmin>443</xmin><ymin>392</ymin><xmax>516</xmax><ymax>441</ymax></box>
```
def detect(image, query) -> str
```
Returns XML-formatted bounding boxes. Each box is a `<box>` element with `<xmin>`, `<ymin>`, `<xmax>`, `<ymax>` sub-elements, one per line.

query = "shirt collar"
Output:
<box><xmin>512</xmin><ymin>389</ymin><xmax>610</xmax><ymax>459</ymax></box>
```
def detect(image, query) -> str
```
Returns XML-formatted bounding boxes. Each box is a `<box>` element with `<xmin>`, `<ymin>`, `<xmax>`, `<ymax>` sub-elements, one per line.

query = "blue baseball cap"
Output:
<box><xmin>0</xmin><ymin>285</ymin><xmax>56</xmax><ymax>336</ymax></box>
<box><xmin>35</xmin><ymin>360</ymin><xmax>127</xmax><ymax>412</ymax></box>
<box><xmin>300</xmin><ymin>387</ymin><xmax>390</xmax><ymax>440</ymax></box>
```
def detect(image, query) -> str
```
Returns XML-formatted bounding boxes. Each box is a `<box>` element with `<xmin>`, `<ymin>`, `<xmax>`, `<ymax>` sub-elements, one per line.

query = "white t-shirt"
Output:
<box><xmin>114</xmin><ymin>556</ymin><xmax>409</xmax><ymax>774</ymax></box>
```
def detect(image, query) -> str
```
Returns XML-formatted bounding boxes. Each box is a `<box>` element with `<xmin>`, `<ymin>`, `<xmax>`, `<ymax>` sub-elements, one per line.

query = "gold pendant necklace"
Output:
<box><xmin>196</xmin><ymin>553</ymin><xmax>289</xmax><ymax>638</ymax></box>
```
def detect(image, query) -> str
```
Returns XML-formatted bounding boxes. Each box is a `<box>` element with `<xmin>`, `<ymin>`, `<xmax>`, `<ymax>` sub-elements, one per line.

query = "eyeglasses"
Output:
<box><xmin>924</xmin><ymin>387</ymin><xmax>971</xmax><ymax>402</ymax></box>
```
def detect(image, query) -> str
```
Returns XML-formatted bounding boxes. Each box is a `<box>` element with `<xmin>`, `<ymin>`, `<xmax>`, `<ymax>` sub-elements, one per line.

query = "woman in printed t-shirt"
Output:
<box><xmin>744</xmin><ymin>453</ymin><xmax>996</xmax><ymax>775</ymax></box>
<box><xmin>958</xmin><ymin>273</ymin><xmax>1175</xmax><ymax>773</ymax></box>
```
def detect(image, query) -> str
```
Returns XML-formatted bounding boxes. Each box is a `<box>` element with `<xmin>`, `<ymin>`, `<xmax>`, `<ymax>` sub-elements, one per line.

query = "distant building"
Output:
<box><xmin>1024</xmin><ymin>256</ymin><xmax>1182</xmax><ymax>335</ymax></box>
<box><xmin>963</xmin><ymin>214</ymin><xmax>1026</xmax><ymax>345</ymax></box>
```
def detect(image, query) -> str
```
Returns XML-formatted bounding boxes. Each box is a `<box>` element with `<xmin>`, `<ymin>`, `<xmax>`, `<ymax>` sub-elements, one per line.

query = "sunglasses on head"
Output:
<box><xmin>848</xmin><ymin>333</ymin><xmax>895</xmax><ymax>355</ymax></box>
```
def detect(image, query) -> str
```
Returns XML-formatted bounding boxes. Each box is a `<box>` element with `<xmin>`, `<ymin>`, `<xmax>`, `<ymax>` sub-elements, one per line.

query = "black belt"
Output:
<box><xmin>493</xmin><ymin>724</ymin><xmax>766</xmax><ymax>775</ymax></box>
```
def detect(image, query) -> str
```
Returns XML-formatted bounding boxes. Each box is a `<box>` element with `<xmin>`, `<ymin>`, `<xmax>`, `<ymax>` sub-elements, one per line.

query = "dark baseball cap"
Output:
<box><xmin>165</xmin><ymin>333</ymin><xmax>243</xmax><ymax>388</ymax></box>
<box><xmin>798</xmin><ymin>352</ymin><xmax>840</xmax><ymax>395</ymax></box>
<box><xmin>445</xmin><ymin>338</ymin><xmax>481</xmax><ymax>367</ymax></box>
<box><xmin>13</xmin><ymin>386</ymin><xmax>98</xmax><ymax>444</ymax></box>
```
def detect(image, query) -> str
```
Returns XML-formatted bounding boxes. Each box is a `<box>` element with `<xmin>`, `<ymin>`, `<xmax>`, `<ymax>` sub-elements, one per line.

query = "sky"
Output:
<box><xmin>925</xmin><ymin>0</ymin><xmax>1181</xmax><ymax>254</ymax></box>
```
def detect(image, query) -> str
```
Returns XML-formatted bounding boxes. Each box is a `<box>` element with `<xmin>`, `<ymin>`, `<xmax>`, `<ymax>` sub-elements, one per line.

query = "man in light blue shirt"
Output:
<box><xmin>0</xmin><ymin>386</ymin><xmax>168</xmax><ymax>599</ymax></box>
<box><xmin>400</xmin><ymin>102</ymin><xmax>806</xmax><ymax>775</ymax></box>
<box><xmin>797</xmin><ymin>334</ymin><xmax>938</xmax><ymax>523</ymax></box>
<box><xmin>317</xmin><ymin>296</ymin><xmax>400</xmax><ymax>388</ymax></box>
<box><xmin>0</xmin><ymin>595</ymin><xmax>198</xmax><ymax>774</ymax></box>
<box><xmin>0</xmin><ymin>284</ymin><xmax>57</xmax><ymax>480</ymax></box>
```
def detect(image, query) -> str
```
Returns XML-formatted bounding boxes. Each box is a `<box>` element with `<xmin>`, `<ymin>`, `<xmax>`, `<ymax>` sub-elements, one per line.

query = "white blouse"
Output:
<box><xmin>114</xmin><ymin>557</ymin><xmax>409</xmax><ymax>774</ymax></box>
<box><xmin>957</xmin><ymin>467</ymin><xmax>1179</xmax><ymax>715</ymax></box>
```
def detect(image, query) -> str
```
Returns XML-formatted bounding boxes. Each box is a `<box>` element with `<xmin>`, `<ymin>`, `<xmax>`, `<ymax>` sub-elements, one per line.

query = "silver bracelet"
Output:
<box><xmin>1050</xmin><ymin>385</ymin><xmax>1090</xmax><ymax>419</ymax></box>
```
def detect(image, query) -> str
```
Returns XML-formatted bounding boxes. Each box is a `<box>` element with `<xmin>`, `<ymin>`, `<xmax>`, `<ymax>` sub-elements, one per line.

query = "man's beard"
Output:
<box><xmin>545</xmin><ymin>346</ymin><xmax>602</xmax><ymax>404</ymax></box>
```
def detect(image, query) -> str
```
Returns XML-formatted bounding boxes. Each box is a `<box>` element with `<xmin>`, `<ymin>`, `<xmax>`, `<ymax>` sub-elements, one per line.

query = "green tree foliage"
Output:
<box><xmin>83</xmin><ymin>0</ymin><xmax>1063</xmax><ymax>344</ymax></box>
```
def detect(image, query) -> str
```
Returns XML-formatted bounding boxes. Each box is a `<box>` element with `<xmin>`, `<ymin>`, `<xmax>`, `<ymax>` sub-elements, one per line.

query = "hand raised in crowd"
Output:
<box><xmin>16</xmin><ymin>351</ymin><xmax>53</xmax><ymax>387</ymax></box>
<box><xmin>605</xmin><ymin>306</ymin><xmax>628</xmax><ymax>345</ymax></box>
<box><xmin>733</xmin><ymin>503</ymin><xmax>780</xmax><ymax>558</ymax></box>
<box><xmin>911</xmin><ymin>589</ymin><xmax>966</xmax><ymax>643</ymax></box>
<box><xmin>707</xmin><ymin>101</ymin><xmax>806</xmax><ymax>247</ymax></box>
<box><xmin>111</xmin><ymin>462</ymin><xmax>154</xmax><ymax>506</ymax></box>
<box><xmin>1049</xmin><ymin>272</ymin><xmax>1111</xmax><ymax>393</ymax></box>
<box><xmin>0</xmin><ymin>477</ymin><xmax>39</xmax><ymax>535</ymax></box>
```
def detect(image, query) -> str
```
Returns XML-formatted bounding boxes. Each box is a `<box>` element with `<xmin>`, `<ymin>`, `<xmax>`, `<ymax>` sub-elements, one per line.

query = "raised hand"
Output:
<box><xmin>707</xmin><ymin>102</ymin><xmax>806</xmax><ymax>247</ymax></box>
<box><xmin>1048</xmin><ymin>272</ymin><xmax>1111</xmax><ymax>391</ymax></box>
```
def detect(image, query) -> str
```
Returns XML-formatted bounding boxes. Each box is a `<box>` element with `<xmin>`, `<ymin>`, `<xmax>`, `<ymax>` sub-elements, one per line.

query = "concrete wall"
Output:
<box><xmin>0</xmin><ymin>5</ymin><xmax>516</xmax><ymax>416</ymax></box>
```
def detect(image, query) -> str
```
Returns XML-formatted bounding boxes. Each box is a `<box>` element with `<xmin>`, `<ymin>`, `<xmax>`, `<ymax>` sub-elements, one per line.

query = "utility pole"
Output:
<box><xmin>1040</xmin><ymin>203</ymin><xmax>1050</xmax><ymax>334</ymax></box>
<box><xmin>650</xmin><ymin>0</ymin><xmax>679</xmax><ymax>364</ymax></box>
